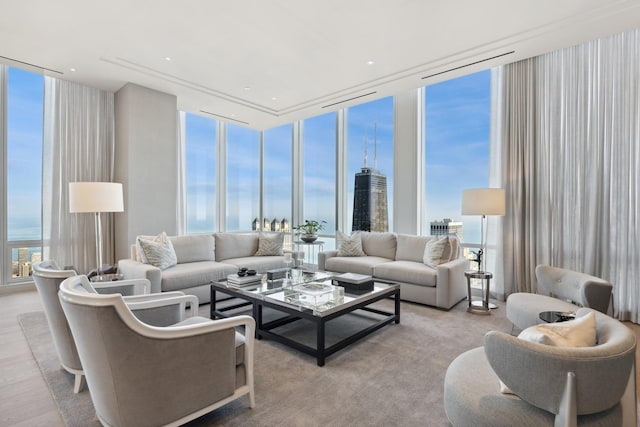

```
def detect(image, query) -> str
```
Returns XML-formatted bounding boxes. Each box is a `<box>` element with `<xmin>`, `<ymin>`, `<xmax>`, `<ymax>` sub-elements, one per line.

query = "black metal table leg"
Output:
<box><xmin>316</xmin><ymin>318</ymin><xmax>326</xmax><ymax>366</ymax></box>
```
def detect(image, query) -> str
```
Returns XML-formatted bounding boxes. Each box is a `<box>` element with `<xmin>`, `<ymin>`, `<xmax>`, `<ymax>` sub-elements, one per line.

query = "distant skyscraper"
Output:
<box><xmin>281</xmin><ymin>218</ymin><xmax>290</xmax><ymax>232</ymax></box>
<box><xmin>271</xmin><ymin>218</ymin><xmax>281</xmax><ymax>232</ymax></box>
<box><xmin>352</xmin><ymin>167</ymin><xmax>389</xmax><ymax>232</ymax></box>
<box><xmin>252</xmin><ymin>217</ymin><xmax>260</xmax><ymax>231</ymax></box>
<box><xmin>430</xmin><ymin>218</ymin><xmax>464</xmax><ymax>242</ymax></box>
<box><xmin>352</xmin><ymin>123</ymin><xmax>389</xmax><ymax>232</ymax></box>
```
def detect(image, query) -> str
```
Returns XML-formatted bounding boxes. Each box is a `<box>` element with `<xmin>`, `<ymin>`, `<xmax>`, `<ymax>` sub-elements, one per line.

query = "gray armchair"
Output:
<box><xmin>444</xmin><ymin>308</ymin><xmax>637</xmax><ymax>426</ymax></box>
<box><xmin>506</xmin><ymin>264</ymin><xmax>613</xmax><ymax>331</ymax></box>
<box><xmin>59</xmin><ymin>275</ymin><xmax>255</xmax><ymax>426</ymax></box>
<box><xmin>32</xmin><ymin>261</ymin><xmax>198</xmax><ymax>393</ymax></box>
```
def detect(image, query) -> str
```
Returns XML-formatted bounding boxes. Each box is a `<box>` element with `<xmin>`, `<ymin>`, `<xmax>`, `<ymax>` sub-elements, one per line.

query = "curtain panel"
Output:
<box><xmin>495</xmin><ymin>28</ymin><xmax>640</xmax><ymax>321</ymax></box>
<box><xmin>42</xmin><ymin>78</ymin><xmax>115</xmax><ymax>275</ymax></box>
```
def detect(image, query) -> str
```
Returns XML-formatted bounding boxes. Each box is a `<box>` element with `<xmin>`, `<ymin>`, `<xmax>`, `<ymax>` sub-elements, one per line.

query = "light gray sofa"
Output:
<box><xmin>318</xmin><ymin>232</ymin><xmax>468</xmax><ymax>310</ymax></box>
<box><xmin>118</xmin><ymin>233</ymin><xmax>291</xmax><ymax>304</ymax></box>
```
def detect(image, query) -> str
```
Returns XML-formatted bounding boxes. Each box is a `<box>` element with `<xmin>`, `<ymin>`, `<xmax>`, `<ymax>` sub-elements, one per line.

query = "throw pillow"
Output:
<box><xmin>137</xmin><ymin>232</ymin><xmax>177</xmax><ymax>270</ymax></box>
<box><xmin>499</xmin><ymin>312</ymin><xmax>597</xmax><ymax>395</ymax></box>
<box><xmin>517</xmin><ymin>311</ymin><xmax>596</xmax><ymax>347</ymax></box>
<box><xmin>254</xmin><ymin>232</ymin><xmax>284</xmax><ymax>256</ymax></box>
<box><xmin>135</xmin><ymin>232</ymin><xmax>170</xmax><ymax>264</ymax></box>
<box><xmin>337</xmin><ymin>231</ymin><xmax>365</xmax><ymax>257</ymax></box>
<box><xmin>422</xmin><ymin>236</ymin><xmax>448</xmax><ymax>268</ymax></box>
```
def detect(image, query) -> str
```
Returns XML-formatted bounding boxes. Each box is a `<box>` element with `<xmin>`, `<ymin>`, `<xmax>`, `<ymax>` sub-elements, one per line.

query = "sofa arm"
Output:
<box><xmin>436</xmin><ymin>257</ymin><xmax>469</xmax><ymax>310</ymax></box>
<box><xmin>318</xmin><ymin>250</ymin><xmax>338</xmax><ymax>271</ymax></box>
<box><xmin>118</xmin><ymin>259</ymin><xmax>162</xmax><ymax>293</ymax></box>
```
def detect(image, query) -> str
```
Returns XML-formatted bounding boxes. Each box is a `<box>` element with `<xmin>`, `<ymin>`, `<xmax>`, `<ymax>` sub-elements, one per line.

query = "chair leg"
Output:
<box><xmin>73</xmin><ymin>373</ymin><xmax>85</xmax><ymax>394</ymax></box>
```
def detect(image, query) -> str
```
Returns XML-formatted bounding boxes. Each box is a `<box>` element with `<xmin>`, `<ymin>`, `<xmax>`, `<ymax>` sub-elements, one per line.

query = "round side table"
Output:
<box><xmin>464</xmin><ymin>270</ymin><xmax>493</xmax><ymax>315</ymax></box>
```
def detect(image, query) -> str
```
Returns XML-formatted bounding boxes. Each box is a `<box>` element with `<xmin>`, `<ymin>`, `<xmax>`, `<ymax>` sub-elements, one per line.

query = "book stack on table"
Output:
<box><xmin>333</xmin><ymin>272</ymin><xmax>374</xmax><ymax>292</ymax></box>
<box><xmin>227</xmin><ymin>273</ymin><xmax>262</xmax><ymax>286</ymax></box>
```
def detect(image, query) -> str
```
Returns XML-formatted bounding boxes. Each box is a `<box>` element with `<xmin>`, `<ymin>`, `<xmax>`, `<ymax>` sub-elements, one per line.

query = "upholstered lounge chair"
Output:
<box><xmin>59</xmin><ymin>274</ymin><xmax>255</xmax><ymax>426</ymax></box>
<box><xmin>33</xmin><ymin>261</ymin><xmax>198</xmax><ymax>393</ymax></box>
<box><xmin>444</xmin><ymin>308</ymin><xmax>637</xmax><ymax>426</ymax></box>
<box><xmin>506</xmin><ymin>264</ymin><xmax>613</xmax><ymax>331</ymax></box>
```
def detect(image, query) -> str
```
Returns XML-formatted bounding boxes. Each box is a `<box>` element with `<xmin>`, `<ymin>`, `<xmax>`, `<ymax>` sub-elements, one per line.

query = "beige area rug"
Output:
<box><xmin>19</xmin><ymin>298</ymin><xmax>512</xmax><ymax>426</ymax></box>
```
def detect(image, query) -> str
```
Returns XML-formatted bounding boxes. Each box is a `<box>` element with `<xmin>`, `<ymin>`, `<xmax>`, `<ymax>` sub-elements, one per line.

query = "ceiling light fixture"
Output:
<box><xmin>271</xmin><ymin>97</ymin><xmax>277</xmax><ymax>100</ymax></box>
<box><xmin>244</xmin><ymin>86</ymin><xmax>251</xmax><ymax>91</ymax></box>
<box><xmin>367</xmin><ymin>60</ymin><xmax>374</xmax><ymax>65</ymax></box>
<box><xmin>165</xmin><ymin>57</ymin><xmax>171</xmax><ymax>61</ymax></box>
<box><xmin>70</xmin><ymin>68</ymin><xmax>76</xmax><ymax>72</ymax></box>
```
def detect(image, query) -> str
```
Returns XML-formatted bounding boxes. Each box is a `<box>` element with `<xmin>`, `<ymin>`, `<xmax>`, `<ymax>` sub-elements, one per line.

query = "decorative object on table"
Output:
<box><xmin>237</xmin><ymin>267</ymin><xmax>249</xmax><ymax>277</ymax></box>
<box><xmin>333</xmin><ymin>272</ymin><xmax>374</xmax><ymax>292</ymax></box>
<box><xmin>283</xmin><ymin>252</ymin><xmax>293</xmax><ymax>269</ymax></box>
<box><xmin>294</xmin><ymin>219</ymin><xmax>327</xmax><ymax>243</ymax></box>
<box><xmin>69</xmin><ymin>182</ymin><xmax>124</xmax><ymax>280</ymax></box>
<box><xmin>266</xmin><ymin>267</ymin><xmax>291</xmax><ymax>281</ymax></box>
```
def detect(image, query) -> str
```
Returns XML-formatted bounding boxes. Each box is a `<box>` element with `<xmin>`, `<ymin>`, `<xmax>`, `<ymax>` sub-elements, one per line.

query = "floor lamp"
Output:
<box><xmin>461</xmin><ymin>188</ymin><xmax>505</xmax><ymax>308</ymax></box>
<box><xmin>69</xmin><ymin>182</ymin><xmax>124</xmax><ymax>277</ymax></box>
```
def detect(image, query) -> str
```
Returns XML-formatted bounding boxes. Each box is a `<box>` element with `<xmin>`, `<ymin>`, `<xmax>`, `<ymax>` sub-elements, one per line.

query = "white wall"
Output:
<box><xmin>114</xmin><ymin>83</ymin><xmax>178</xmax><ymax>260</ymax></box>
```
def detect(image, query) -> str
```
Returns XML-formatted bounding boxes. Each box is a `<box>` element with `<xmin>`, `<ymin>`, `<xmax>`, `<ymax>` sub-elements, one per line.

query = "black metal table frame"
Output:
<box><xmin>210</xmin><ymin>284</ymin><xmax>400</xmax><ymax>366</ymax></box>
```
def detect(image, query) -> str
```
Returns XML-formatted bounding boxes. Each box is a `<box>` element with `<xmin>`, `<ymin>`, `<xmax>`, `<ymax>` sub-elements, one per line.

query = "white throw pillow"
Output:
<box><xmin>337</xmin><ymin>231</ymin><xmax>365</xmax><ymax>257</ymax></box>
<box><xmin>137</xmin><ymin>232</ymin><xmax>177</xmax><ymax>270</ymax></box>
<box><xmin>518</xmin><ymin>311</ymin><xmax>596</xmax><ymax>347</ymax></box>
<box><xmin>135</xmin><ymin>232</ymin><xmax>170</xmax><ymax>264</ymax></box>
<box><xmin>422</xmin><ymin>236</ymin><xmax>448</xmax><ymax>268</ymax></box>
<box><xmin>254</xmin><ymin>232</ymin><xmax>284</xmax><ymax>256</ymax></box>
<box><xmin>500</xmin><ymin>312</ymin><xmax>597</xmax><ymax>395</ymax></box>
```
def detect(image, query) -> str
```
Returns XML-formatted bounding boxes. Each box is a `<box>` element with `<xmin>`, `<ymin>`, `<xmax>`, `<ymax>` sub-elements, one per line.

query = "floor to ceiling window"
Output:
<box><xmin>424</xmin><ymin>69</ymin><xmax>492</xmax><ymax>247</ymax></box>
<box><xmin>262</xmin><ymin>124</ymin><xmax>292</xmax><ymax>246</ymax></box>
<box><xmin>184</xmin><ymin>113</ymin><xmax>217</xmax><ymax>234</ymax></box>
<box><xmin>226</xmin><ymin>124</ymin><xmax>260</xmax><ymax>232</ymax></box>
<box><xmin>346</xmin><ymin>96</ymin><xmax>394</xmax><ymax>233</ymax></box>
<box><xmin>302</xmin><ymin>113</ymin><xmax>337</xmax><ymax>236</ymax></box>
<box><xmin>3</xmin><ymin>66</ymin><xmax>44</xmax><ymax>285</ymax></box>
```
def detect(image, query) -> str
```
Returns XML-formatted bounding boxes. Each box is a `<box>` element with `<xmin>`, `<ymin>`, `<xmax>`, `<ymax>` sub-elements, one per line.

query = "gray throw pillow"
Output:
<box><xmin>337</xmin><ymin>231</ymin><xmax>365</xmax><ymax>257</ymax></box>
<box><xmin>254</xmin><ymin>233</ymin><xmax>284</xmax><ymax>256</ymax></box>
<box><xmin>138</xmin><ymin>232</ymin><xmax>177</xmax><ymax>270</ymax></box>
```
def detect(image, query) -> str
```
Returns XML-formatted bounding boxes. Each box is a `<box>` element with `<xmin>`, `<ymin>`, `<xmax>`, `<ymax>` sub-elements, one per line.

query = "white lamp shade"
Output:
<box><xmin>69</xmin><ymin>182</ymin><xmax>124</xmax><ymax>213</ymax></box>
<box><xmin>461</xmin><ymin>188</ymin><xmax>505</xmax><ymax>216</ymax></box>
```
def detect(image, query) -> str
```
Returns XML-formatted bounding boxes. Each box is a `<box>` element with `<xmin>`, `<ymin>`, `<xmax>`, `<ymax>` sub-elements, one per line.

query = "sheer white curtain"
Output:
<box><xmin>494</xmin><ymin>28</ymin><xmax>640</xmax><ymax>321</ymax></box>
<box><xmin>177</xmin><ymin>111</ymin><xmax>187</xmax><ymax>235</ymax></box>
<box><xmin>42</xmin><ymin>77</ymin><xmax>115</xmax><ymax>274</ymax></box>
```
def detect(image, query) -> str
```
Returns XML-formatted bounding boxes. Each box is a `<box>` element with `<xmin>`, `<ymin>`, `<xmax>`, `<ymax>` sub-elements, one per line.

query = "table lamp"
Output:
<box><xmin>461</xmin><ymin>188</ymin><xmax>505</xmax><ymax>273</ymax></box>
<box><xmin>69</xmin><ymin>182</ymin><xmax>124</xmax><ymax>277</ymax></box>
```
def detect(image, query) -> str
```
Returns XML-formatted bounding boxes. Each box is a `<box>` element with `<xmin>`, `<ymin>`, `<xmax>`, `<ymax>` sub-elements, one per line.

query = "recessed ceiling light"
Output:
<box><xmin>70</xmin><ymin>68</ymin><xmax>76</xmax><ymax>72</ymax></box>
<box><xmin>165</xmin><ymin>57</ymin><xmax>172</xmax><ymax>61</ymax></box>
<box><xmin>367</xmin><ymin>60</ymin><xmax>374</xmax><ymax>65</ymax></box>
<box><xmin>271</xmin><ymin>97</ymin><xmax>277</xmax><ymax>100</ymax></box>
<box><xmin>244</xmin><ymin>86</ymin><xmax>251</xmax><ymax>91</ymax></box>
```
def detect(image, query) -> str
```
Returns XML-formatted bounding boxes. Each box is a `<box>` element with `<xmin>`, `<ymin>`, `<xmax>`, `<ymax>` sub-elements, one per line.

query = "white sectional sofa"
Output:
<box><xmin>318</xmin><ymin>232</ymin><xmax>468</xmax><ymax>310</ymax></box>
<box><xmin>118</xmin><ymin>232</ymin><xmax>291</xmax><ymax>304</ymax></box>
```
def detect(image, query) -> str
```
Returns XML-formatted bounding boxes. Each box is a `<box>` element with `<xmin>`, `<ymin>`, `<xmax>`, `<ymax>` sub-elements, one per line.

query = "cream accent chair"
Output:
<box><xmin>59</xmin><ymin>275</ymin><xmax>255</xmax><ymax>427</ymax></box>
<box><xmin>506</xmin><ymin>264</ymin><xmax>613</xmax><ymax>331</ymax></box>
<box><xmin>444</xmin><ymin>309</ymin><xmax>637</xmax><ymax>426</ymax></box>
<box><xmin>33</xmin><ymin>261</ymin><xmax>198</xmax><ymax>393</ymax></box>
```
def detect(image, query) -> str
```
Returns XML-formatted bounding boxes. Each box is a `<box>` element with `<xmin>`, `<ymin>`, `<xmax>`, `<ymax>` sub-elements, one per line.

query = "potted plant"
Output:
<box><xmin>294</xmin><ymin>220</ymin><xmax>327</xmax><ymax>242</ymax></box>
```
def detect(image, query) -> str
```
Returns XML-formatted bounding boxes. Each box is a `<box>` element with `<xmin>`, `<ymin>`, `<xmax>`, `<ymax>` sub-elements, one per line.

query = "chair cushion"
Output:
<box><xmin>506</xmin><ymin>292</ymin><xmax>580</xmax><ymax>331</ymax></box>
<box><xmin>215</xmin><ymin>233</ymin><xmax>259</xmax><ymax>261</ymax></box>
<box><xmin>360</xmin><ymin>232</ymin><xmax>397</xmax><ymax>259</ymax></box>
<box><xmin>160</xmin><ymin>261</ymin><xmax>236</xmax><ymax>292</ymax></box>
<box><xmin>374</xmin><ymin>260</ymin><xmax>437</xmax><ymax>287</ymax></box>
<box><xmin>325</xmin><ymin>256</ymin><xmax>390</xmax><ymax>276</ymax></box>
<box><xmin>518</xmin><ymin>311</ymin><xmax>596</xmax><ymax>347</ymax></box>
<box><xmin>170</xmin><ymin>234</ymin><xmax>215</xmax><ymax>263</ymax></box>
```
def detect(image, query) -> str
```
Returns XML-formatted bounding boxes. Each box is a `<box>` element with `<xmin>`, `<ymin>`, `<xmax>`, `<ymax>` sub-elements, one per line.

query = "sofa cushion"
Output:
<box><xmin>169</xmin><ymin>234</ymin><xmax>215</xmax><ymax>263</ymax></box>
<box><xmin>138</xmin><ymin>233</ymin><xmax>178</xmax><ymax>270</ymax></box>
<box><xmin>374</xmin><ymin>260</ymin><xmax>437</xmax><ymax>287</ymax></box>
<box><xmin>254</xmin><ymin>233</ymin><xmax>284</xmax><ymax>256</ymax></box>
<box><xmin>423</xmin><ymin>236</ymin><xmax>449</xmax><ymax>268</ymax></box>
<box><xmin>215</xmin><ymin>233</ymin><xmax>259</xmax><ymax>261</ymax></box>
<box><xmin>136</xmin><ymin>232</ymin><xmax>171</xmax><ymax>263</ymax></box>
<box><xmin>360</xmin><ymin>232</ymin><xmax>397</xmax><ymax>259</ymax></box>
<box><xmin>440</xmin><ymin>236</ymin><xmax>459</xmax><ymax>263</ymax></box>
<box><xmin>395</xmin><ymin>234</ymin><xmax>428</xmax><ymax>263</ymax></box>
<box><xmin>337</xmin><ymin>231</ymin><xmax>365</xmax><ymax>257</ymax></box>
<box><xmin>222</xmin><ymin>256</ymin><xmax>285</xmax><ymax>272</ymax></box>
<box><xmin>325</xmin><ymin>256</ymin><xmax>390</xmax><ymax>276</ymax></box>
<box><xmin>160</xmin><ymin>261</ymin><xmax>236</xmax><ymax>292</ymax></box>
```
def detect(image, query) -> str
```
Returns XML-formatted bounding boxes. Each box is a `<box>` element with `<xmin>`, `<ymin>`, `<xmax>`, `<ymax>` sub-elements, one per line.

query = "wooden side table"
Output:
<box><xmin>464</xmin><ymin>270</ymin><xmax>493</xmax><ymax>315</ymax></box>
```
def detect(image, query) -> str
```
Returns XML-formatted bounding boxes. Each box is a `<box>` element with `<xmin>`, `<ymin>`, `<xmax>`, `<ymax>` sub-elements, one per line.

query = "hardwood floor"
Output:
<box><xmin>1</xmin><ymin>285</ymin><xmax>639</xmax><ymax>426</ymax></box>
<box><xmin>0</xmin><ymin>287</ymin><xmax>63</xmax><ymax>427</ymax></box>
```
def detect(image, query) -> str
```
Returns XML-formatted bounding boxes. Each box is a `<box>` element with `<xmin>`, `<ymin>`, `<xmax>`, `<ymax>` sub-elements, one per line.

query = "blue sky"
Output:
<box><xmin>8</xmin><ymin>66</ymin><xmax>491</xmax><ymax>245</ymax></box>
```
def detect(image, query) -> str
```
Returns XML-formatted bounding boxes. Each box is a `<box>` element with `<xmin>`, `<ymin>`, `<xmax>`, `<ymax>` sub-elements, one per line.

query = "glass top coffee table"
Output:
<box><xmin>210</xmin><ymin>270</ymin><xmax>400</xmax><ymax>366</ymax></box>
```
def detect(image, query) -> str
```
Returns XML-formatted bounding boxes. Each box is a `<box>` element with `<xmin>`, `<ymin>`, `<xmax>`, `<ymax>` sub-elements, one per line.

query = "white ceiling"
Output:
<box><xmin>2</xmin><ymin>0</ymin><xmax>640</xmax><ymax>129</ymax></box>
